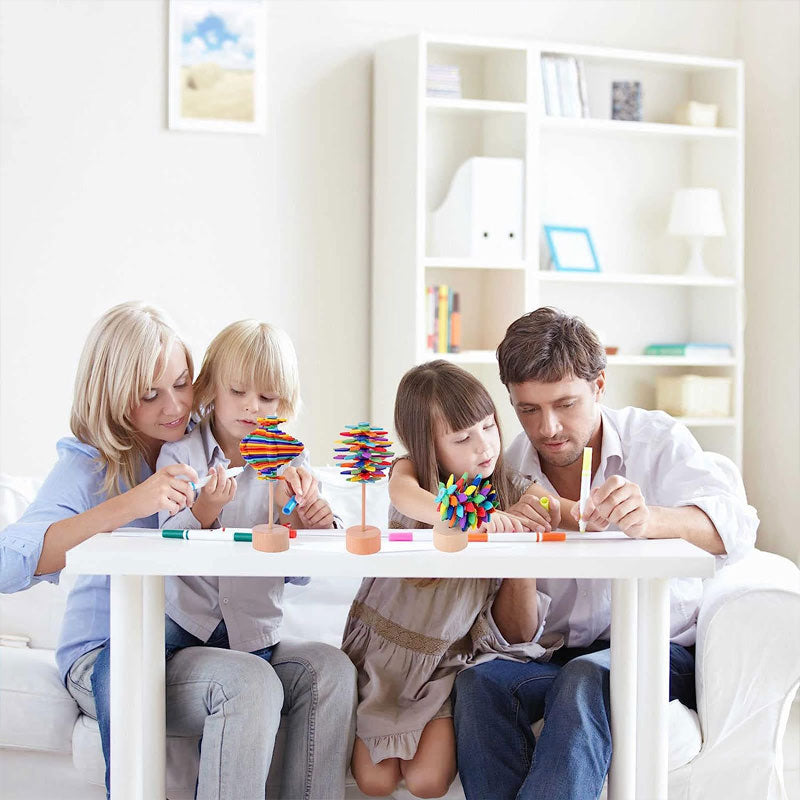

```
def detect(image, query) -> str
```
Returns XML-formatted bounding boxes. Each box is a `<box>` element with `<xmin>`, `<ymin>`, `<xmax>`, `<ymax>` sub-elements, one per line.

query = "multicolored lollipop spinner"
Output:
<box><xmin>334</xmin><ymin>423</ymin><xmax>394</xmax><ymax>483</ymax></box>
<box><xmin>240</xmin><ymin>417</ymin><xmax>304</xmax><ymax>480</ymax></box>
<box><xmin>435</xmin><ymin>473</ymin><xmax>499</xmax><ymax>531</ymax></box>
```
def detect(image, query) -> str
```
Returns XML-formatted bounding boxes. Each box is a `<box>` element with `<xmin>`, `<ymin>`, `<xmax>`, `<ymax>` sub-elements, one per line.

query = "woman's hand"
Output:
<box><xmin>127</xmin><ymin>463</ymin><xmax>198</xmax><ymax>519</ymax></box>
<box><xmin>192</xmin><ymin>465</ymin><xmax>237</xmax><ymax>527</ymax></box>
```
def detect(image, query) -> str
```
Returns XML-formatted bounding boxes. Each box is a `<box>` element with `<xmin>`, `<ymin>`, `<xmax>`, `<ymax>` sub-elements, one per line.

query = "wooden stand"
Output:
<box><xmin>252</xmin><ymin>523</ymin><xmax>290</xmax><ymax>552</ymax></box>
<box><xmin>433</xmin><ymin>519</ymin><xmax>468</xmax><ymax>552</ymax></box>
<box><xmin>252</xmin><ymin>482</ymin><xmax>289</xmax><ymax>552</ymax></box>
<box><xmin>346</xmin><ymin>525</ymin><xmax>381</xmax><ymax>555</ymax></box>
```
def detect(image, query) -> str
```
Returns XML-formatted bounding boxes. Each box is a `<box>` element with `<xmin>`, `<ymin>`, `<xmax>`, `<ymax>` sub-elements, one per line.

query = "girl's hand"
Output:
<box><xmin>279</xmin><ymin>466</ymin><xmax>319</xmax><ymax>509</ymax></box>
<box><xmin>484</xmin><ymin>511</ymin><xmax>527</xmax><ymax>533</ymax></box>
<box><xmin>128</xmin><ymin>463</ymin><xmax>198</xmax><ymax>518</ymax></box>
<box><xmin>192</xmin><ymin>465</ymin><xmax>237</xmax><ymax>527</ymax></box>
<box><xmin>506</xmin><ymin>483</ymin><xmax>561</xmax><ymax>532</ymax></box>
<box><xmin>297</xmin><ymin>497</ymin><xmax>335</xmax><ymax>529</ymax></box>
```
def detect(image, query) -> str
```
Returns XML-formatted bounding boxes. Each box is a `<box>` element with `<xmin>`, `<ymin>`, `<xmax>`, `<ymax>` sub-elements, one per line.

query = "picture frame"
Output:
<box><xmin>168</xmin><ymin>0</ymin><xmax>266</xmax><ymax>134</ymax></box>
<box><xmin>543</xmin><ymin>225</ymin><xmax>601</xmax><ymax>272</ymax></box>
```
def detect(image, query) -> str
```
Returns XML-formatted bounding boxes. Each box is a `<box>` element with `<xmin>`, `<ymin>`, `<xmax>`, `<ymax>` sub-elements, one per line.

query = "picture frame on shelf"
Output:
<box><xmin>543</xmin><ymin>225</ymin><xmax>601</xmax><ymax>272</ymax></box>
<box><xmin>168</xmin><ymin>0</ymin><xmax>266</xmax><ymax>134</ymax></box>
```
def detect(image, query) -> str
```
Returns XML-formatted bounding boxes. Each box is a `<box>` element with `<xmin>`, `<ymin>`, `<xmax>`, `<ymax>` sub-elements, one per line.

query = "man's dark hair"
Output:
<box><xmin>496</xmin><ymin>307</ymin><xmax>607</xmax><ymax>386</ymax></box>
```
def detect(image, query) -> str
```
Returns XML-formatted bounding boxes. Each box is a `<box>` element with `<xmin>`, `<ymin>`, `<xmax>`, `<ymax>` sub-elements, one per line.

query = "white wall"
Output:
<box><xmin>1</xmin><ymin>1</ymin><xmax>796</xmax><ymax>562</ymax></box>
<box><xmin>738</xmin><ymin>0</ymin><xmax>800</xmax><ymax>564</ymax></box>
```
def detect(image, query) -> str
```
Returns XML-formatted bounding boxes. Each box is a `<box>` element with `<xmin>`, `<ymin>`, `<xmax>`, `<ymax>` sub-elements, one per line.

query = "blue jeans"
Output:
<box><xmin>88</xmin><ymin>617</ymin><xmax>274</xmax><ymax>796</ymax></box>
<box><xmin>453</xmin><ymin>641</ymin><xmax>696</xmax><ymax>800</ymax></box>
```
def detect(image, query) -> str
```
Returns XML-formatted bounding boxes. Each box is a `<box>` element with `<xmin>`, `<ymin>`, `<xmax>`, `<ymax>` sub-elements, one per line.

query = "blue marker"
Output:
<box><xmin>282</xmin><ymin>496</ymin><xmax>299</xmax><ymax>515</ymax></box>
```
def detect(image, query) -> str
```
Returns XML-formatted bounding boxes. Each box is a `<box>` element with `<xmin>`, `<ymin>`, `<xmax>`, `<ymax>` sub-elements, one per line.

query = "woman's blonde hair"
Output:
<box><xmin>70</xmin><ymin>301</ymin><xmax>194</xmax><ymax>497</ymax></box>
<box><xmin>192</xmin><ymin>320</ymin><xmax>301</xmax><ymax>421</ymax></box>
<box><xmin>393</xmin><ymin>360</ymin><xmax>517</xmax><ymax>529</ymax></box>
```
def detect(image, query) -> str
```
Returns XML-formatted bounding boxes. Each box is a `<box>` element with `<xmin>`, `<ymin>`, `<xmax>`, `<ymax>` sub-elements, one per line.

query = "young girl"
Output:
<box><xmin>2</xmin><ymin>302</ymin><xmax>289</xmax><ymax>799</ymax></box>
<box><xmin>342</xmin><ymin>360</ymin><xmax>559</xmax><ymax>799</ymax></box>
<box><xmin>156</xmin><ymin>318</ymin><xmax>357</xmax><ymax>800</ymax></box>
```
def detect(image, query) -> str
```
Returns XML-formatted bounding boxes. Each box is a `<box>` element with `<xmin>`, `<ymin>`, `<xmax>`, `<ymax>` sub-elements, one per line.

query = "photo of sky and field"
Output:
<box><xmin>178</xmin><ymin>4</ymin><xmax>256</xmax><ymax>122</ymax></box>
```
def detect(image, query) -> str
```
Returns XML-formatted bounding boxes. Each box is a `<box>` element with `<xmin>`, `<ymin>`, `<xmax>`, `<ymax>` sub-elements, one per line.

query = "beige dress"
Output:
<box><xmin>341</xmin><ymin>467</ymin><xmax>559</xmax><ymax>764</ymax></box>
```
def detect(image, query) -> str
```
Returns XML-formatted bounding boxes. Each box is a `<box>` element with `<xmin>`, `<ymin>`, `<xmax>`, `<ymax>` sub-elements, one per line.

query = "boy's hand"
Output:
<box><xmin>277</xmin><ymin>466</ymin><xmax>319</xmax><ymax>510</ymax></box>
<box><xmin>297</xmin><ymin>497</ymin><xmax>335</xmax><ymax>529</ymax></box>
<box><xmin>506</xmin><ymin>483</ymin><xmax>560</xmax><ymax>532</ymax></box>
<box><xmin>192</xmin><ymin>465</ymin><xmax>237</xmax><ymax>527</ymax></box>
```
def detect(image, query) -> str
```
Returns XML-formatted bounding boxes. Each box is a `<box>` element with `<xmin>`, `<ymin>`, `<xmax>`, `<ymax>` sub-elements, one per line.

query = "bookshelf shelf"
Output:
<box><xmin>536</xmin><ymin>271</ymin><xmax>737</xmax><ymax>288</ymax></box>
<box><xmin>425</xmin><ymin>258</ymin><xmax>528</xmax><ymax>270</ymax></box>
<box><xmin>426</xmin><ymin>97</ymin><xmax>527</xmax><ymax>115</ymax></box>
<box><xmin>373</xmin><ymin>34</ymin><xmax>745</xmax><ymax>465</ymax></box>
<box><xmin>539</xmin><ymin>116</ymin><xmax>738</xmax><ymax>140</ymax></box>
<box><xmin>606</xmin><ymin>355</ymin><xmax>737</xmax><ymax>367</ymax></box>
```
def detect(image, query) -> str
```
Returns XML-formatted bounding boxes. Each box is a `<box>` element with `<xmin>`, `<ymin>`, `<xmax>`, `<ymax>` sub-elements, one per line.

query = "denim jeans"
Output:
<box><xmin>453</xmin><ymin>640</ymin><xmax>696</xmax><ymax>800</ymax></box>
<box><xmin>66</xmin><ymin>617</ymin><xmax>357</xmax><ymax>800</ymax></box>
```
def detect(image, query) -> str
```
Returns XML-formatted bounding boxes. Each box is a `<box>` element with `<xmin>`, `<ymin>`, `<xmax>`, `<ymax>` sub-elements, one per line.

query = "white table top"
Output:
<box><xmin>65</xmin><ymin>531</ymin><xmax>715</xmax><ymax>580</ymax></box>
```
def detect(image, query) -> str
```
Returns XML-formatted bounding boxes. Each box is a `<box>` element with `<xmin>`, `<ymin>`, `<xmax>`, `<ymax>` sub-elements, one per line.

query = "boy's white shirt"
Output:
<box><xmin>505</xmin><ymin>405</ymin><xmax>759</xmax><ymax>647</ymax></box>
<box><xmin>156</xmin><ymin>417</ymin><xmax>340</xmax><ymax>653</ymax></box>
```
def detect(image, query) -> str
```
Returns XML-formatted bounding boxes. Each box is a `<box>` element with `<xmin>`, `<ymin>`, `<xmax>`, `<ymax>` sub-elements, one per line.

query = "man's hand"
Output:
<box><xmin>574</xmin><ymin>475</ymin><xmax>648</xmax><ymax>538</ymax></box>
<box><xmin>506</xmin><ymin>484</ymin><xmax>561</xmax><ymax>532</ymax></box>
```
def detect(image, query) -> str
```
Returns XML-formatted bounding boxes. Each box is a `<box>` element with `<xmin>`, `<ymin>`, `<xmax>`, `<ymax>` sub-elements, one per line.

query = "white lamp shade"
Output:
<box><xmin>667</xmin><ymin>188</ymin><xmax>726</xmax><ymax>237</ymax></box>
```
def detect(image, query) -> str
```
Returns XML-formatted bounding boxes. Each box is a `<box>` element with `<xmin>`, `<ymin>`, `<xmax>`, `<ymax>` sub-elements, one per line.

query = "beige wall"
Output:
<box><xmin>739</xmin><ymin>0</ymin><xmax>800</xmax><ymax>564</ymax></box>
<box><xmin>1</xmin><ymin>1</ymin><xmax>797</xmax><ymax>564</ymax></box>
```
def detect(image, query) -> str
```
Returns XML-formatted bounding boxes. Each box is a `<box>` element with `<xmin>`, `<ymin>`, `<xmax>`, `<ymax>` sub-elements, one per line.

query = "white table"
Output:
<box><xmin>65</xmin><ymin>531</ymin><xmax>714</xmax><ymax>800</ymax></box>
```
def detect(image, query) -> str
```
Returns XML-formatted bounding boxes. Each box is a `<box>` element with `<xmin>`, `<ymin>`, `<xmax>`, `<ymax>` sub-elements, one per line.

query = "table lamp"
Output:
<box><xmin>667</xmin><ymin>188</ymin><xmax>726</xmax><ymax>277</ymax></box>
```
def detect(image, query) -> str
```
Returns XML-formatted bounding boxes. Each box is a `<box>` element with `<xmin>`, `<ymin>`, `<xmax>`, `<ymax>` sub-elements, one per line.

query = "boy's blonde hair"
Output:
<box><xmin>393</xmin><ymin>360</ymin><xmax>516</xmax><ymax>528</ymax></box>
<box><xmin>70</xmin><ymin>301</ymin><xmax>194</xmax><ymax>497</ymax></box>
<box><xmin>193</xmin><ymin>320</ymin><xmax>301</xmax><ymax>420</ymax></box>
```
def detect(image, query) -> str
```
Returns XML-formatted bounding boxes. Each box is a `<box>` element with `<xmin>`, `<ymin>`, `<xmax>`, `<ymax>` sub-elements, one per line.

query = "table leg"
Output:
<box><xmin>608</xmin><ymin>578</ymin><xmax>638</xmax><ymax>800</ymax></box>
<box><xmin>142</xmin><ymin>576</ymin><xmax>166</xmax><ymax>799</ymax></box>
<box><xmin>636</xmin><ymin>578</ymin><xmax>670</xmax><ymax>800</ymax></box>
<box><xmin>110</xmin><ymin>575</ymin><xmax>143</xmax><ymax>800</ymax></box>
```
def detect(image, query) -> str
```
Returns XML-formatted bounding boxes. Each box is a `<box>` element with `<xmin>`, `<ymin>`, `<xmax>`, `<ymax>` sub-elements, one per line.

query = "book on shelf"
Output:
<box><xmin>426</xmin><ymin>64</ymin><xmax>461</xmax><ymax>99</ymax></box>
<box><xmin>643</xmin><ymin>343</ymin><xmax>732</xmax><ymax>360</ymax></box>
<box><xmin>540</xmin><ymin>54</ymin><xmax>589</xmax><ymax>118</ymax></box>
<box><xmin>426</xmin><ymin>285</ymin><xmax>461</xmax><ymax>354</ymax></box>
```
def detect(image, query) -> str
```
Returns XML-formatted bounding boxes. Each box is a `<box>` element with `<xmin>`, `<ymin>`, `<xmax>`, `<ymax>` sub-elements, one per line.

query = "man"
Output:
<box><xmin>453</xmin><ymin>307</ymin><xmax>758</xmax><ymax>800</ymax></box>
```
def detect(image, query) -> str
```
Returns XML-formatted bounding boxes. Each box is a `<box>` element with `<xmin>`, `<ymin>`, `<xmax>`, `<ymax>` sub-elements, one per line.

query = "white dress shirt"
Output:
<box><xmin>506</xmin><ymin>405</ymin><xmax>759</xmax><ymax>647</ymax></box>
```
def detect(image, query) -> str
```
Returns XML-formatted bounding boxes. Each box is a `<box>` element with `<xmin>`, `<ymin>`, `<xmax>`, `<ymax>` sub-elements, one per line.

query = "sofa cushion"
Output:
<box><xmin>0</xmin><ymin>646</ymin><xmax>78</xmax><ymax>752</ymax></box>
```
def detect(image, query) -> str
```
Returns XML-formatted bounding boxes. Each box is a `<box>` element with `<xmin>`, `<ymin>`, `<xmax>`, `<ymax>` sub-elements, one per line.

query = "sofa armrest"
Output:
<box><xmin>695</xmin><ymin>550</ymin><xmax>800</xmax><ymax>750</ymax></box>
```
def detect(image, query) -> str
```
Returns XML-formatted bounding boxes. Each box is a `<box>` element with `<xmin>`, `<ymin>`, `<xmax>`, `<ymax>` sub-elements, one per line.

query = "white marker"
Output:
<box><xmin>578</xmin><ymin>446</ymin><xmax>592</xmax><ymax>533</ymax></box>
<box><xmin>190</xmin><ymin>466</ymin><xmax>245</xmax><ymax>493</ymax></box>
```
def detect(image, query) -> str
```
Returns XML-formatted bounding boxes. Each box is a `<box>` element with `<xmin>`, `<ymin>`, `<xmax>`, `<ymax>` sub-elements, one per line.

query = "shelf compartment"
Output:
<box><xmin>423</xmin><ymin>266</ymin><xmax>525</xmax><ymax>358</ymax></box>
<box><xmin>427</xmin><ymin>98</ymin><xmax>527</xmax><ymax>115</ymax></box>
<box><xmin>427</xmin><ymin>41</ymin><xmax>527</xmax><ymax>103</ymax></box>
<box><xmin>425</xmin><ymin>257</ymin><xmax>528</xmax><ymax>270</ymax></box>
<box><xmin>607</xmin><ymin>355</ymin><xmax>736</xmax><ymax>367</ymax></box>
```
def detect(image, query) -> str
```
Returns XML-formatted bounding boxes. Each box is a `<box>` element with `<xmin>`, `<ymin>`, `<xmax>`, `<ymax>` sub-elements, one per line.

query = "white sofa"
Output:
<box><xmin>1</xmin><ymin>465</ymin><xmax>799</xmax><ymax>800</ymax></box>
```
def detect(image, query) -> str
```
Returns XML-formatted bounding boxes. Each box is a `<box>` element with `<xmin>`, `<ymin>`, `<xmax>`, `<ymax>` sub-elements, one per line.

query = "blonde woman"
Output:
<box><xmin>0</xmin><ymin>303</ymin><xmax>287</xmax><ymax>800</ymax></box>
<box><xmin>156</xmin><ymin>319</ymin><xmax>357</xmax><ymax>799</ymax></box>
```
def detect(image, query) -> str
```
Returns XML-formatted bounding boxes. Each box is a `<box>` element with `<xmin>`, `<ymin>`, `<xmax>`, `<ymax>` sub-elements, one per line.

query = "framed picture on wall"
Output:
<box><xmin>168</xmin><ymin>0</ymin><xmax>266</xmax><ymax>134</ymax></box>
<box><xmin>543</xmin><ymin>225</ymin><xmax>601</xmax><ymax>272</ymax></box>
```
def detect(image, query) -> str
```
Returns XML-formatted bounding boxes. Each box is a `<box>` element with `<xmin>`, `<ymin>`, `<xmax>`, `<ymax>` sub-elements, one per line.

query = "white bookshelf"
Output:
<box><xmin>372</xmin><ymin>34</ymin><xmax>744</xmax><ymax>465</ymax></box>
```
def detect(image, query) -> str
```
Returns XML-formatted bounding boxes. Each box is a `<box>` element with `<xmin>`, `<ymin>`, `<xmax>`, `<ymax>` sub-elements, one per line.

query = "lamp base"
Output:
<box><xmin>683</xmin><ymin>236</ymin><xmax>713</xmax><ymax>278</ymax></box>
<box><xmin>252</xmin><ymin>524</ymin><xmax>290</xmax><ymax>553</ymax></box>
<box><xmin>346</xmin><ymin>525</ymin><xmax>381</xmax><ymax>555</ymax></box>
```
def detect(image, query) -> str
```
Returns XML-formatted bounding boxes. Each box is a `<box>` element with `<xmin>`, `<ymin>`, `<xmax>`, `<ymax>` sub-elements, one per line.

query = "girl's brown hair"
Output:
<box><xmin>393</xmin><ymin>360</ymin><xmax>517</xmax><ymax>528</ymax></box>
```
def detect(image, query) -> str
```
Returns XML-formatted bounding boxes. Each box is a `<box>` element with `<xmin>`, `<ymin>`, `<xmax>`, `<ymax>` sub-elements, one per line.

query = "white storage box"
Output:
<box><xmin>656</xmin><ymin>374</ymin><xmax>732</xmax><ymax>417</ymax></box>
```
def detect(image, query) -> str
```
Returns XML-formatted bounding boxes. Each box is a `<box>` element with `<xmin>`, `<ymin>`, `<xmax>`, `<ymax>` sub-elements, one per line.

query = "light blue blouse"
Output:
<box><xmin>0</xmin><ymin>437</ymin><xmax>156</xmax><ymax>682</ymax></box>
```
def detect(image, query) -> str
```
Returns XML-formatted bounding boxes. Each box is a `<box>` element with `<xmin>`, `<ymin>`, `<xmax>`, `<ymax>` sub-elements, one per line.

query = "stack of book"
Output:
<box><xmin>426</xmin><ymin>285</ymin><xmax>461</xmax><ymax>354</ymax></box>
<box><xmin>426</xmin><ymin>64</ymin><xmax>461</xmax><ymax>98</ymax></box>
<box><xmin>644</xmin><ymin>343</ymin><xmax>732</xmax><ymax>360</ymax></box>
<box><xmin>540</xmin><ymin>54</ymin><xmax>589</xmax><ymax>118</ymax></box>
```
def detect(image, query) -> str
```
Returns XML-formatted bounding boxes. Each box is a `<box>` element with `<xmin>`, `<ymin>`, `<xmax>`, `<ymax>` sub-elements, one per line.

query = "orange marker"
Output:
<box><xmin>468</xmin><ymin>531</ymin><xmax>566</xmax><ymax>543</ymax></box>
